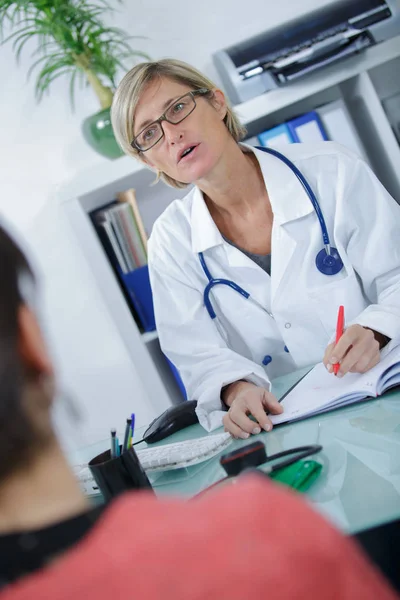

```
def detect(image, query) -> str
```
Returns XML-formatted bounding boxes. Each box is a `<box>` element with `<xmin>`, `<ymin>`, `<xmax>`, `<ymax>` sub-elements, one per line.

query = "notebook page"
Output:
<box><xmin>270</xmin><ymin>364</ymin><xmax>369</xmax><ymax>424</ymax></box>
<box><xmin>271</xmin><ymin>344</ymin><xmax>400</xmax><ymax>425</ymax></box>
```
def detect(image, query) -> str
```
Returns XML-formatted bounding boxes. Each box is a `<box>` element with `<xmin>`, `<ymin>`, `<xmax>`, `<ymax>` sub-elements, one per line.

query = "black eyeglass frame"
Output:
<box><xmin>131</xmin><ymin>88</ymin><xmax>210</xmax><ymax>152</ymax></box>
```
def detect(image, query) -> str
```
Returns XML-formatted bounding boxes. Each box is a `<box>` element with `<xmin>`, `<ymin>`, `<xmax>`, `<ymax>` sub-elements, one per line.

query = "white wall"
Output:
<box><xmin>0</xmin><ymin>0</ymin><xmax>337</xmax><ymax>450</ymax></box>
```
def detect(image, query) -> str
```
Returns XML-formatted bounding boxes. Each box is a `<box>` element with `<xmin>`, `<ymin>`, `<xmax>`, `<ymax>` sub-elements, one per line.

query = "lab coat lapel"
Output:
<box><xmin>191</xmin><ymin>187</ymin><xmax>222</xmax><ymax>252</ymax></box>
<box><xmin>191</xmin><ymin>186</ymin><xmax>271</xmax><ymax>308</ymax></box>
<box><xmin>270</xmin><ymin>221</ymin><xmax>297</xmax><ymax>301</ymax></box>
<box><xmin>251</xmin><ymin>146</ymin><xmax>314</xmax><ymax>304</ymax></box>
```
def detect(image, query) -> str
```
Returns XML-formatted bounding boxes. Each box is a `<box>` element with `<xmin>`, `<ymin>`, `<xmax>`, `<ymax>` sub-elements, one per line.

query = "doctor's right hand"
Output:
<box><xmin>221</xmin><ymin>381</ymin><xmax>283</xmax><ymax>439</ymax></box>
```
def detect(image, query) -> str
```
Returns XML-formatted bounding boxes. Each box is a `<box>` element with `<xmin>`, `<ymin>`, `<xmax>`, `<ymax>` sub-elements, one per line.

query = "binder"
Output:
<box><xmin>257</xmin><ymin>123</ymin><xmax>296</xmax><ymax>149</ymax></box>
<box><xmin>382</xmin><ymin>93</ymin><xmax>400</xmax><ymax>145</ymax></box>
<box><xmin>286</xmin><ymin>111</ymin><xmax>328</xmax><ymax>143</ymax></box>
<box><xmin>97</xmin><ymin>218</ymin><xmax>130</xmax><ymax>274</ymax></box>
<box><xmin>119</xmin><ymin>265</ymin><xmax>156</xmax><ymax>332</ymax></box>
<box><xmin>109</xmin><ymin>202</ymin><xmax>146</xmax><ymax>268</ymax></box>
<box><xmin>316</xmin><ymin>100</ymin><xmax>369</xmax><ymax>161</ymax></box>
<box><xmin>91</xmin><ymin>203</ymin><xmax>156</xmax><ymax>332</ymax></box>
<box><xmin>116</xmin><ymin>189</ymin><xmax>148</xmax><ymax>254</ymax></box>
<box><xmin>106</xmin><ymin>204</ymin><xmax>138</xmax><ymax>271</ymax></box>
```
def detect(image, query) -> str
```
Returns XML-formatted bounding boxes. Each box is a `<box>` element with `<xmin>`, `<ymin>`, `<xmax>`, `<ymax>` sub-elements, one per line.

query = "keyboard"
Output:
<box><xmin>73</xmin><ymin>464</ymin><xmax>100</xmax><ymax>496</ymax></box>
<box><xmin>136</xmin><ymin>432</ymin><xmax>233</xmax><ymax>472</ymax></box>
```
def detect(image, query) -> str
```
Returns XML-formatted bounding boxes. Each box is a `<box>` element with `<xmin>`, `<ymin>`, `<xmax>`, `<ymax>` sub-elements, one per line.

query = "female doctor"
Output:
<box><xmin>111</xmin><ymin>59</ymin><xmax>400</xmax><ymax>438</ymax></box>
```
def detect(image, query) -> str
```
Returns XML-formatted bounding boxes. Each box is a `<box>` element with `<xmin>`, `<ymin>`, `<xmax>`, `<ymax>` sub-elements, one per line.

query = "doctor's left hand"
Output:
<box><xmin>222</xmin><ymin>381</ymin><xmax>283</xmax><ymax>439</ymax></box>
<box><xmin>323</xmin><ymin>325</ymin><xmax>384</xmax><ymax>377</ymax></box>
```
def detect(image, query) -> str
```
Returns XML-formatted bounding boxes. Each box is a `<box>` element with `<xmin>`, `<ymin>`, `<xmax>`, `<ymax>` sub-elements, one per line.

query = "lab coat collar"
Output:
<box><xmin>190</xmin><ymin>143</ymin><xmax>314</xmax><ymax>254</ymax></box>
<box><xmin>191</xmin><ymin>186</ymin><xmax>223</xmax><ymax>253</ymax></box>
<box><xmin>249</xmin><ymin>144</ymin><xmax>314</xmax><ymax>225</ymax></box>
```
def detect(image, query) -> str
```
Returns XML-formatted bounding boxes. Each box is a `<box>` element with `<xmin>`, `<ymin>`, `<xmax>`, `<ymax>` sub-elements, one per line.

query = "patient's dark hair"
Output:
<box><xmin>0</xmin><ymin>225</ymin><xmax>47</xmax><ymax>480</ymax></box>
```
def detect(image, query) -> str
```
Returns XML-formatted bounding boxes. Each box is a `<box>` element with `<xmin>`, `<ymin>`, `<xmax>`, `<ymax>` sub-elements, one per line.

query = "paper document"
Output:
<box><xmin>271</xmin><ymin>345</ymin><xmax>400</xmax><ymax>425</ymax></box>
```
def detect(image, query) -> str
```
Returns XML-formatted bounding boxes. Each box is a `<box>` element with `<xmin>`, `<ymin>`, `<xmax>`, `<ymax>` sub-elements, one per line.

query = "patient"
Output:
<box><xmin>0</xmin><ymin>224</ymin><xmax>397</xmax><ymax>599</ymax></box>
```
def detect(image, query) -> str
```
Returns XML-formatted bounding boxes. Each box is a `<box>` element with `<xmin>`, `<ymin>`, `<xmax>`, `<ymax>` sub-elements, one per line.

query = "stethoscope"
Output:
<box><xmin>198</xmin><ymin>147</ymin><xmax>344</xmax><ymax>342</ymax></box>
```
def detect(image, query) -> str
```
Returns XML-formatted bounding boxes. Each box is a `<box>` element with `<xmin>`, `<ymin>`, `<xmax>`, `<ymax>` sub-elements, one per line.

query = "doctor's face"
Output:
<box><xmin>133</xmin><ymin>77</ymin><xmax>231</xmax><ymax>184</ymax></box>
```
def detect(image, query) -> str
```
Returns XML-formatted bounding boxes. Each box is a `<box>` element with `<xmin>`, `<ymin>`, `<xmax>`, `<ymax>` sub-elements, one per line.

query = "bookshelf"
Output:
<box><xmin>60</xmin><ymin>35</ymin><xmax>400</xmax><ymax>411</ymax></box>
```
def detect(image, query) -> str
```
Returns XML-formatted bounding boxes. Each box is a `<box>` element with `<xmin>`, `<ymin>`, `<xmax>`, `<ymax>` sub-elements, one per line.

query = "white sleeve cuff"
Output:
<box><xmin>195</xmin><ymin>370</ymin><xmax>271</xmax><ymax>432</ymax></box>
<box><xmin>348</xmin><ymin>306</ymin><xmax>400</xmax><ymax>358</ymax></box>
<box><xmin>351</xmin><ymin>306</ymin><xmax>400</xmax><ymax>341</ymax></box>
<box><xmin>327</xmin><ymin>306</ymin><xmax>400</xmax><ymax>349</ymax></box>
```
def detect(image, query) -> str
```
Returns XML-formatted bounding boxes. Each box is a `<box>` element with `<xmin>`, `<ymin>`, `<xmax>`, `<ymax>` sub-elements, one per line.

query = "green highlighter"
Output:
<box><xmin>269</xmin><ymin>460</ymin><xmax>322</xmax><ymax>493</ymax></box>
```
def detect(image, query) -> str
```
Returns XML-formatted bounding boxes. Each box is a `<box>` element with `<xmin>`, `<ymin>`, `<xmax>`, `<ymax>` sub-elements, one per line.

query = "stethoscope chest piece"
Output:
<box><xmin>316</xmin><ymin>247</ymin><xmax>344</xmax><ymax>276</ymax></box>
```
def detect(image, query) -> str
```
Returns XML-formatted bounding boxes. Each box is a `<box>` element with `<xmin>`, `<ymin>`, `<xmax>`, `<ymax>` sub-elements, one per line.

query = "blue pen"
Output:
<box><xmin>115</xmin><ymin>436</ymin><xmax>120</xmax><ymax>457</ymax></box>
<box><xmin>131</xmin><ymin>413</ymin><xmax>135</xmax><ymax>441</ymax></box>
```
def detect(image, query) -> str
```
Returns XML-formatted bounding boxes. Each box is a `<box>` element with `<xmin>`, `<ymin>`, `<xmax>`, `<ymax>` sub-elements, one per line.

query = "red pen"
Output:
<box><xmin>333</xmin><ymin>305</ymin><xmax>345</xmax><ymax>376</ymax></box>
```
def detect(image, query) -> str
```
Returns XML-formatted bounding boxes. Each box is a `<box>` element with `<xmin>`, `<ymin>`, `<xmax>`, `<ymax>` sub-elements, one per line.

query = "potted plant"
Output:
<box><xmin>0</xmin><ymin>0</ymin><xmax>149</xmax><ymax>159</ymax></box>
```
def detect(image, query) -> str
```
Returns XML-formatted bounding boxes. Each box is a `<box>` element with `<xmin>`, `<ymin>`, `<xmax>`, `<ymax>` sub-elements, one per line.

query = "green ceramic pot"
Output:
<box><xmin>82</xmin><ymin>106</ymin><xmax>124</xmax><ymax>159</ymax></box>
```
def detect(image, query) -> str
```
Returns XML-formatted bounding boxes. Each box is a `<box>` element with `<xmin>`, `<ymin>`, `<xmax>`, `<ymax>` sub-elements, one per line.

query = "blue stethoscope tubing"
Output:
<box><xmin>199</xmin><ymin>146</ymin><xmax>344</xmax><ymax>322</ymax></box>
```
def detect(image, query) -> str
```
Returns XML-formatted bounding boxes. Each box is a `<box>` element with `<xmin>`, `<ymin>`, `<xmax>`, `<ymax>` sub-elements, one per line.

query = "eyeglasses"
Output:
<box><xmin>131</xmin><ymin>88</ymin><xmax>210</xmax><ymax>152</ymax></box>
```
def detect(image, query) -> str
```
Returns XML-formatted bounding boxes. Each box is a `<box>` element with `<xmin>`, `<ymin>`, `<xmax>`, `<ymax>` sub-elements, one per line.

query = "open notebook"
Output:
<box><xmin>270</xmin><ymin>345</ymin><xmax>400</xmax><ymax>425</ymax></box>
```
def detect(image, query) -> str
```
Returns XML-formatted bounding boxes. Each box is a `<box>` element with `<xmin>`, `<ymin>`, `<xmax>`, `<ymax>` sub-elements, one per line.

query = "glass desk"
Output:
<box><xmin>72</xmin><ymin>367</ymin><xmax>400</xmax><ymax>536</ymax></box>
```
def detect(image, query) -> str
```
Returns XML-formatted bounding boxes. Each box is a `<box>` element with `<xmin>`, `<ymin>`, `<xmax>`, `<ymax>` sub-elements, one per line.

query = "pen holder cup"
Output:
<box><xmin>88</xmin><ymin>445</ymin><xmax>153</xmax><ymax>502</ymax></box>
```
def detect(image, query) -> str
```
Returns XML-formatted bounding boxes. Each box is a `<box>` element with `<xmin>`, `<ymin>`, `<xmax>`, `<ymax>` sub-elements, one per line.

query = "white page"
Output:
<box><xmin>270</xmin><ymin>365</ymin><xmax>367</xmax><ymax>424</ymax></box>
<box><xmin>271</xmin><ymin>345</ymin><xmax>400</xmax><ymax>425</ymax></box>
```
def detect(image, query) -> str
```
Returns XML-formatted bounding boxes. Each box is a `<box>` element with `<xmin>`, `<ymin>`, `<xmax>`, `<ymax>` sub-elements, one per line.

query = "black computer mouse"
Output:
<box><xmin>143</xmin><ymin>400</ymin><xmax>198</xmax><ymax>444</ymax></box>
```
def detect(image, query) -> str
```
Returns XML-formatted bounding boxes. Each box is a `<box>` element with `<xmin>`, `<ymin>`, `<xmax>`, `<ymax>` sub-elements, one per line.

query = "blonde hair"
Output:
<box><xmin>111</xmin><ymin>58</ymin><xmax>247</xmax><ymax>189</ymax></box>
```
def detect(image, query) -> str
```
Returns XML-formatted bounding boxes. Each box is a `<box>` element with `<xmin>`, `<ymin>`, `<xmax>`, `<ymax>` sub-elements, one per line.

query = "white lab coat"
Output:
<box><xmin>148</xmin><ymin>142</ymin><xmax>400</xmax><ymax>431</ymax></box>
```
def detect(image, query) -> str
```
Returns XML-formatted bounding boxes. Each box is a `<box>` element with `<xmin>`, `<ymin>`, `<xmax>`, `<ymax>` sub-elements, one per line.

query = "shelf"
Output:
<box><xmin>142</xmin><ymin>330</ymin><xmax>159</xmax><ymax>343</ymax></box>
<box><xmin>58</xmin><ymin>155</ymin><xmax>143</xmax><ymax>205</ymax></box>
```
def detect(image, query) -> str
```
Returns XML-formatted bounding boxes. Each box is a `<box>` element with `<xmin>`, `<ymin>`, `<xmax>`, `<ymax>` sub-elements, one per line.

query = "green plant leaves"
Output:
<box><xmin>0</xmin><ymin>0</ymin><xmax>150</xmax><ymax>108</ymax></box>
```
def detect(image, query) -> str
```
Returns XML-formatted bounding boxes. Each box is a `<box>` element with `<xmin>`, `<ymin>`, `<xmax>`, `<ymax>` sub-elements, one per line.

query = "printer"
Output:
<box><xmin>213</xmin><ymin>0</ymin><xmax>400</xmax><ymax>105</ymax></box>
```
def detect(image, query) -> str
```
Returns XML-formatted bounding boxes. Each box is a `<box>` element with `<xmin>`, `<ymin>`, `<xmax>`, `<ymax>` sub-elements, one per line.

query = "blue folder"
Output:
<box><xmin>257</xmin><ymin>123</ymin><xmax>296</xmax><ymax>148</ymax></box>
<box><xmin>286</xmin><ymin>111</ymin><xmax>328</xmax><ymax>143</ymax></box>
<box><xmin>120</xmin><ymin>266</ymin><xmax>187</xmax><ymax>400</ymax></box>
<box><xmin>120</xmin><ymin>265</ymin><xmax>156</xmax><ymax>332</ymax></box>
